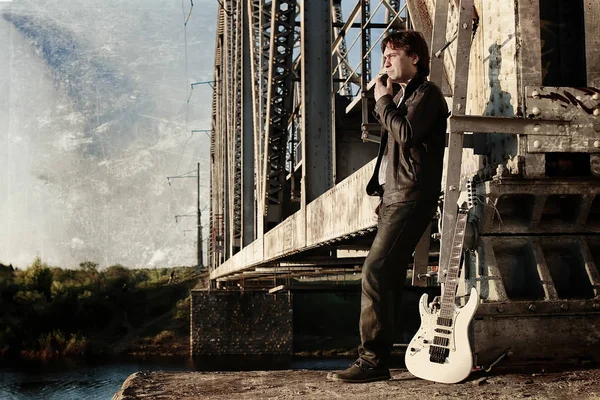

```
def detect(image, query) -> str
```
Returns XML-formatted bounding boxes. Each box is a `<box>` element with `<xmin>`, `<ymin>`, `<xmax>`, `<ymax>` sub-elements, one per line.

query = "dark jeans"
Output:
<box><xmin>358</xmin><ymin>199</ymin><xmax>437</xmax><ymax>368</ymax></box>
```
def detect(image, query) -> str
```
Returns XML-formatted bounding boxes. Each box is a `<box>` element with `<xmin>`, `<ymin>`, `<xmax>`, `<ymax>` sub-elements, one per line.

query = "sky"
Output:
<box><xmin>0</xmin><ymin>0</ymin><xmax>217</xmax><ymax>269</ymax></box>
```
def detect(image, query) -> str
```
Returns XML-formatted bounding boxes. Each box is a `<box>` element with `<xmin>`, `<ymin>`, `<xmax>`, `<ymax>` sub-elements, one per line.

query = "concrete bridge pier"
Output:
<box><xmin>191</xmin><ymin>290</ymin><xmax>293</xmax><ymax>356</ymax></box>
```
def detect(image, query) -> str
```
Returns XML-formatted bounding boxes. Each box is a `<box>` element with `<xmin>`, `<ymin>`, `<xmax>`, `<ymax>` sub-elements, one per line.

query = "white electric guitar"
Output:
<box><xmin>405</xmin><ymin>197</ymin><xmax>479</xmax><ymax>384</ymax></box>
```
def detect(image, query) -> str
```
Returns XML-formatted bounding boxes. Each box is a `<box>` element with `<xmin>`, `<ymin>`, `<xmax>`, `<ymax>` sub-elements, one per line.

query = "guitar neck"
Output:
<box><xmin>439</xmin><ymin>210</ymin><xmax>469</xmax><ymax>317</ymax></box>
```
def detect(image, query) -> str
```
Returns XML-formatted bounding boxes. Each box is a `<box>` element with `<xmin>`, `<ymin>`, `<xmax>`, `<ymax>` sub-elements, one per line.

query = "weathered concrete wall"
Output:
<box><xmin>191</xmin><ymin>290</ymin><xmax>293</xmax><ymax>355</ymax></box>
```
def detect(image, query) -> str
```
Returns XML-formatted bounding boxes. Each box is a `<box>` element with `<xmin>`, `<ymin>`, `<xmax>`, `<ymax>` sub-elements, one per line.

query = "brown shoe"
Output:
<box><xmin>327</xmin><ymin>359</ymin><xmax>391</xmax><ymax>383</ymax></box>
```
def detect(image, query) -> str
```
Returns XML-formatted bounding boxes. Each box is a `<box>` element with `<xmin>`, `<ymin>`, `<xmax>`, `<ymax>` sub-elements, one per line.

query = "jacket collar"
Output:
<box><xmin>399</xmin><ymin>72</ymin><xmax>427</xmax><ymax>104</ymax></box>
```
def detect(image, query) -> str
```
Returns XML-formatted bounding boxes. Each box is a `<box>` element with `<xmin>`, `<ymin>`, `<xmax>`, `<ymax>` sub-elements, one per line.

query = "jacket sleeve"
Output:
<box><xmin>373</xmin><ymin>84</ymin><xmax>443</xmax><ymax>146</ymax></box>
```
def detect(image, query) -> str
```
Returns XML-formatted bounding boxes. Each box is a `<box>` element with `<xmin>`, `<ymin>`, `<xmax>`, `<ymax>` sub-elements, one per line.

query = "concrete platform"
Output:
<box><xmin>113</xmin><ymin>367</ymin><xmax>600</xmax><ymax>399</ymax></box>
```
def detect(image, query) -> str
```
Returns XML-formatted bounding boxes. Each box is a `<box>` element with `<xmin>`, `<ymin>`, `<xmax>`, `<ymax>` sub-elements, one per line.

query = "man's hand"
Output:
<box><xmin>374</xmin><ymin>75</ymin><xmax>393</xmax><ymax>102</ymax></box>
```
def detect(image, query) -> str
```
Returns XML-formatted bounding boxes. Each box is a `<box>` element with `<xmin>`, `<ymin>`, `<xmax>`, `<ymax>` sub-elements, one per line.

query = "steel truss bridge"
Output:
<box><xmin>207</xmin><ymin>0</ymin><xmax>600</xmax><ymax>307</ymax></box>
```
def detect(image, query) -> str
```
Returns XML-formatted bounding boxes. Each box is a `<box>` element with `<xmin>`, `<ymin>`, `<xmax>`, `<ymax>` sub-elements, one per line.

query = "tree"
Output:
<box><xmin>79</xmin><ymin>261</ymin><xmax>99</xmax><ymax>273</ymax></box>
<box><xmin>21</xmin><ymin>258</ymin><xmax>53</xmax><ymax>301</ymax></box>
<box><xmin>79</xmin><ymin>261</ymin><xmax>100</xmax><ymax>290</ymax></box>
<box><xmin>104</xmin><ymin>264</ymin><xmax>131</xmax><ymax>290</ymax></box>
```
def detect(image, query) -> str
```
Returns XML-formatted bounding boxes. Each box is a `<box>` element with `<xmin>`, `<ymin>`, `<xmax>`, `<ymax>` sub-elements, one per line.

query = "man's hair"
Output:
<box><xmin>381</xmin><ymin>30</ymin><xmax>430</xmax><ymax>76</ymax></box>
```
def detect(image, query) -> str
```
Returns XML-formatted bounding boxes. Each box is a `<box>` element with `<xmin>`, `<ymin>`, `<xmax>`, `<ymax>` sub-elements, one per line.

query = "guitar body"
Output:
<box><xmin>405</xmin><ymin>287</ymin><xmax>479</xmax><ymax>384</ymax></box>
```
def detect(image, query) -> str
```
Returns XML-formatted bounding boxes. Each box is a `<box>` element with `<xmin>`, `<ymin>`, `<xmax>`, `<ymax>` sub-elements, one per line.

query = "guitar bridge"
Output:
<box><xmin>429</xmin><ymin>345</ymin><xmax>450</xmax><ymax>364</ymax></box>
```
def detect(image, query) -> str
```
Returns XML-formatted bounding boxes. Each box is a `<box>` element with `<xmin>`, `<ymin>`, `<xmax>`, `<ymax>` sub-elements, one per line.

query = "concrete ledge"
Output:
<box><xmin>113</xmin><ymin>368</ymin><xmax>600</xmax><ymax>399</ymax></box>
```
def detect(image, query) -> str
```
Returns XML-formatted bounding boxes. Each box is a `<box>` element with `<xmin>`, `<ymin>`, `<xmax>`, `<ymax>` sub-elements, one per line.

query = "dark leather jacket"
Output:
<box><xmin>366</xmin><ymin>74</ymin><xmax>448</xmax><ymax>205</ymax></box>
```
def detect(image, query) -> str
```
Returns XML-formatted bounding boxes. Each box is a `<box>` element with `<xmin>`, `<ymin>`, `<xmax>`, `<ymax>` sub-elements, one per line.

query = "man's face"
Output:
<box><xmin>382</xmin><ymin>44</ymin><xmax>418</xmax><ymax>84</ymax></box>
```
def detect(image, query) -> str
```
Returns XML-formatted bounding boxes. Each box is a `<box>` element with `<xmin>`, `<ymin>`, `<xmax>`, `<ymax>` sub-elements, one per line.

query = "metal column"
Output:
<box><xmin>262</xmin><ymin>0</ymin><xmax>297</xmax><ymax>229</ymax></box>
<box><xmin>242</xmin><ymin>0</ymin><xmax>256</xmax><ymax>247</ymax></box>
<box><xmin>438</xmin><ymin>0</ymin><xmax>474</xmax><ymax>281</ymax></box>
<box><xmin>301</xmin><ymin>0</ymin><xmax>333</xmax><ymax>205</ymax></box>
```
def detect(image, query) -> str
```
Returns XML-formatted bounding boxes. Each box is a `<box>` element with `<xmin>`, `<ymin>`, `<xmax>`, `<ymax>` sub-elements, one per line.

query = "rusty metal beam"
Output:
<box><xmin>439</xmin><ymin>0</ymin><xmax>474</xmax><ymax>283</ymax></box>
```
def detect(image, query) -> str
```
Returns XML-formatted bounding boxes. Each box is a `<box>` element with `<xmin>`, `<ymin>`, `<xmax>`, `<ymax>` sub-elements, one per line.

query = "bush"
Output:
<box><xmin>104</xmin><ymin>264</ymin><xmax>131</xmax><ymax>290</ymax></box>
<box><xmin>13</xmin><ymin>290</ymin><xmax>47</xmax><ymax>305</ymax></box>
<box><xmin>19</xmin><ymin>258</ymin><xmax>53</xmax><ymax>301</ymax></box>
<box><xmin>64</xmin><ymin>334</ymin><xmax>88</xmax><ymax>357</ymax></box>
<box><xmin>152</xmin><ymin>330</ymin><xmax>175</xmax><ymax>346</ymax></box>
<box><xmin>174</xmin><ymin>296</ymin><xmax>190</xmax><ymax>323</ymax></box>
<box><xmin>37</xmin><ymin>330</ymin><xmax>67</xmax><ymax>360</ymax></box>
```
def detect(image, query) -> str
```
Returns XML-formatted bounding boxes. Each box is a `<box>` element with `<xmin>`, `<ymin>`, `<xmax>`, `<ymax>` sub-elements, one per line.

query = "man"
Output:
<box><xmin>329</xmin><ymin>30</ymin><xmax>448</xmax><ymax>383</ymax></box>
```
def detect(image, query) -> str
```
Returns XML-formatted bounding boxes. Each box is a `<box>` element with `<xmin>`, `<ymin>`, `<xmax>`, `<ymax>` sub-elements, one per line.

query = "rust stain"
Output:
<box><xmin>538</xmin><ymin>92</ymin><xmax>570</xmax><ymax>104</ymax></box>
<box><xmin>575</xmin><ymin>87</ymin><xmax>597</xmax><ymax>96</ymax></box>
<box><xmin>581</xmin><ymin>87</ymin><xmax>600</xmax><ymax>95</ymax></box>
<box><xmin>563</xmin><ymin>91</ymin><xmax>595</xmax><ymax>114</ymax></box>
<box><xmin>562</xmin><ymin>91</ymin><xmax>579</xmax><ymax>106</ymax></box>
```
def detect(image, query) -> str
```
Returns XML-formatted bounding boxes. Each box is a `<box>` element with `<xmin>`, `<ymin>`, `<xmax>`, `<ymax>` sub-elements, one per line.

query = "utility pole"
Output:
<box><xmin>197</xmin><ymin>161</ymin><xmax>203</xmax><ymax>271</ymax></box>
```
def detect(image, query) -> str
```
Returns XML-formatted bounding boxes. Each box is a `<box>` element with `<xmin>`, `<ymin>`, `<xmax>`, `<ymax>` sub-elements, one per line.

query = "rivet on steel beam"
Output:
<box><xmin>456</xmin><ymin>103</ymin><xmax>462</xmax><ymax>110</ymax></box>
<box><xmin>534</xmin><ymin>124</ymin><xmax>541</xmax><ymax>132</ymax></box>
<box><xmin>462</xmin><ymin>23</ymin><xmax>468</xmax><ymax>29</ymax></box>
<box><xmin>594</xmin><ymin>108</ymin><xmax>600</xmax><ymax>116</ymax></box>
<box><xmin>560</xmin><ymin>303</ymin><xmax>569</xmax><ymax>311</ymax></box>
<box><xmin>532</xmin><ymin>107</ymin><xmax>541</xmax><ymax>116</ymax></box>
<box><xmin>594</xmin><ymin>124</ymin><xmax>600</xmax><ymax>133</ymax></box>
<box><xmin>449</xmin><ymin>185</ymin><xmax>457</xmax><ymax>191</ymax></box>
<box><xmin>533</xmin><ymin>140</ymin><xmax>541</xmax><ymax>149</ymax></box>
<box><xmin>594</xmin><ymin>140</ymin><xmax>600</xmax><ymax>148</ymax></box>
<box><xmin>593</xmin><ymin>93</ymin><xmax>600</xmax><ymax>100</ymax></box>
<box><xmin>531</xmin><ymin>90</ymin><xmax>540</xmax><ymax>98</ymax></box>
<box><xmin>557</xmin><ymin>124</ymin><xmax>565</xmax><ymax>133</ymax></box>
<box><xmin>528</xmin><ymin>303</ymin><xmax>536</xmax><ymax>311</ymax></box>
<box><xmin>497</xmin><ymin>305</ymin><xmax>504</xmax><ymax>313</ymax></box>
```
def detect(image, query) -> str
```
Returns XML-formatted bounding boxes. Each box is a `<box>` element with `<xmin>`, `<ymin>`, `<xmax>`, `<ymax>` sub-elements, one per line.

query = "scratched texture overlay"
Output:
<box><xmin>0</xmin><ymin>0</ymin><xmax>215</xmax><ymax>268</ymax></box>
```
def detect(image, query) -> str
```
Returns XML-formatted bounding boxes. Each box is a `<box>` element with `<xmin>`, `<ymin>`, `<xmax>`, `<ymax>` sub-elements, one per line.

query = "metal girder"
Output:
<box><xmin>223</xmin><ymin>0</ymin><xmax>233</xmax><ymax>258</ymax></box>
<box><xmin>262</xmin><ymin>0</ymin><xmax>297</xmax><ymax>228</ymax></box>
<box><xmin>429</xmin><ymin>0</ymin><xmax>449</xmax><ymax>86</ymax></box>
<box><xmin>332</xmin><ymin>0</ymin><xmax>352</xmax><ymax>96</ymax></box>
<box><xmin>585</xmin><ymin>1</ymin><xmax>600</xmax><ymax>87</ymax></box>
<box><xmin>232</xmin><ymin>0</ymin><xmax>243</xmax><ymax>252</ymax></box>
<box><xmin>438</xmin><ymin>0</ymin><xmax>474</xmax><ymax>283</ymax></box>
<box><xmin>210</xmin><ymin>5</ymin><xmax>227</xmax><ymax>269</ymax></box>
<box><xmin>247</xmin><ymin>0</ymin><xmax>269</xmax><ymax>238</ymax></box>
<box><xmin>301</xmin><ymin>0</ymin><xmax>333</xmax><ymax>204</ymax></box>
<box><xmin>242</xmin><ymin>0</ymin><xmax>256</xmax><ymax>247</ymax></box>
<box><xmin>448</xmin><ymin>114</ymin><xmax>572</xmax><ymax>135</ymax></box>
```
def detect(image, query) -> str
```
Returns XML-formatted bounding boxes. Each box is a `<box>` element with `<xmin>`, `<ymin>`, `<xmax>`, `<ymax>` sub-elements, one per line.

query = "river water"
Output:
<box><xmin>0</xmin><ymin>357</ymin><xmax>354</xmax><ymax>399</ymax></box>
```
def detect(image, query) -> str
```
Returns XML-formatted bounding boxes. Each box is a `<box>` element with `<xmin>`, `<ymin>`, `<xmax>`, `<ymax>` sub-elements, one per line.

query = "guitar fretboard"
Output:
<box><xmin>438</xmin><ymin>210</ymin><xmax>469</xmax><ymax>321</ymax></box>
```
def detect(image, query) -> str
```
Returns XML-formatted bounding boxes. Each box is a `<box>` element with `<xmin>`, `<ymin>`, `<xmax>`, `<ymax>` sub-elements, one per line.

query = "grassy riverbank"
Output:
<box><xmin>0</xmin><ymin>259</ymin><xmax>203</xmax><ymax>362</ymax></box>
<box><xmin>1</xmin><ymin>259</ymin><xmax>432</xmax><ymax>363</ymax></box>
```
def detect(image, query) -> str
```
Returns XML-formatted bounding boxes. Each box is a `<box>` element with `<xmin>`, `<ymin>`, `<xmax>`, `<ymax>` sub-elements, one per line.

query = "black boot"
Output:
<box><xmin>327</xmin><ymin>359</ymin><xmax>391</xmax><ymax>383</ymax></box>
